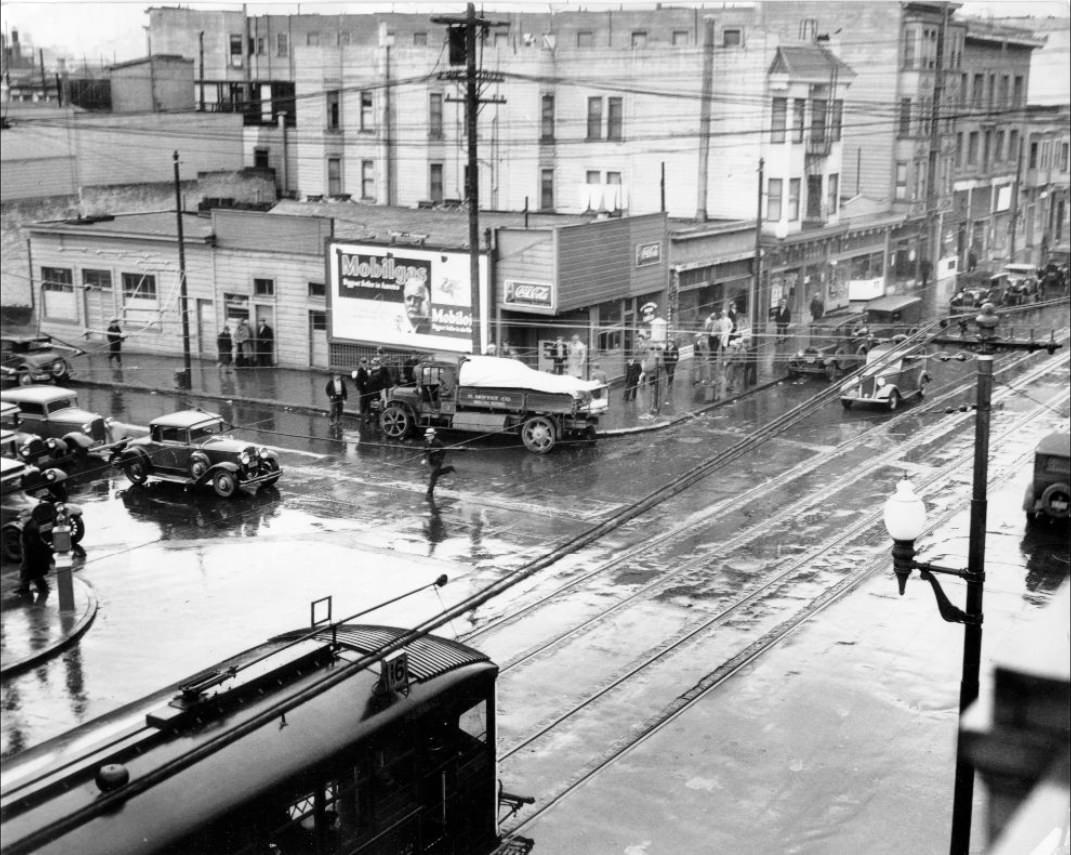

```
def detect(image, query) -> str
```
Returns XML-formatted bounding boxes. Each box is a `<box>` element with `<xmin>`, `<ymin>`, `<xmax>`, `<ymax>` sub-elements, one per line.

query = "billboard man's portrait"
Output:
<box><xmin>403</xmin><ymin>278</ymin><xmax>432</xmax><ymax>334</ymax></box>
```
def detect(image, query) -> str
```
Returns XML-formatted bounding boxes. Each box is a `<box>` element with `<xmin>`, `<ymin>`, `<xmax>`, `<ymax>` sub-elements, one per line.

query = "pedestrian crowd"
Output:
<box><xmin>216</xmin><ymin>318</ymin><xmax>275</xmax><ymax>368</ymax></box>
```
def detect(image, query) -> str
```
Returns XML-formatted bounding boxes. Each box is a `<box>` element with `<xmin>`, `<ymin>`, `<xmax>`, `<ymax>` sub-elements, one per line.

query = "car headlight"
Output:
<box><xmin>104</xmin><ymin>416</ymin><xmax>116</xmax><ymax>427</ymax></box>
<box><xmin>795</xmin><ymin>350</ymin><xmax>804</xmax><ymax>358</ymax></box>
<box><xmin>239</xmin><ymin>451</ymin><xmax>251</xmax><ymax>466</ymax></box>
<box><xmin>258</xmin><ymin>447</ymin><xmax>270</xmax><ymax>460</ymax></box>
<box><xmin>876</xmin><ymin>377</ymin><xmax>886</xmax><ymax>388</ymax></box>
<box><xmin>82</xmin><ymin>422</ymin><xmax>93</xmax><ymax>434</ymax></box>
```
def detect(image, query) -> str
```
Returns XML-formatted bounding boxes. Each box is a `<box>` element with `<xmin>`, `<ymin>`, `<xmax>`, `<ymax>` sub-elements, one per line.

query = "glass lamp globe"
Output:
<box><xmin>883</xmin><ymin>478</ymin><xmax>928</xmax><ymax>542</ymax></box>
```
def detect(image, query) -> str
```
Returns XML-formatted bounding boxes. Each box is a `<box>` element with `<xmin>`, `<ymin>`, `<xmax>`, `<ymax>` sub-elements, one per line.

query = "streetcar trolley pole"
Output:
<box><xmin>880</xmin><ymin>303</ymin><xmax>1062</xmax><ymax>855</ymax></box>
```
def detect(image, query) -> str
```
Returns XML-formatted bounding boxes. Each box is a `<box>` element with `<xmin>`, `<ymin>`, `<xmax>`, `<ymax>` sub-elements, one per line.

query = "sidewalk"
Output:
<box><xmin>1</xmin><ymin>330</ymin><xmax>801</xmax><ymax>677</ymax></box>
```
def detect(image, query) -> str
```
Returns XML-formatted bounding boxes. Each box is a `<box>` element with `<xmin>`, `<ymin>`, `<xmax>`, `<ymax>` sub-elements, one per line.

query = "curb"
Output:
<box><xmin>0</xmin><ymin>576</ymin><xmax>99</xmax><ymax>678</ymax></box>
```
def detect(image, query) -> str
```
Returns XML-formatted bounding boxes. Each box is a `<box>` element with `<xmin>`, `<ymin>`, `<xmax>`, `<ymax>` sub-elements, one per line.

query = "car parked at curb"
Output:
<box><xmin>998</xmin><ymin>263</ymin><xmax>1042</xmax><ymax>306</ymax></box>
<box><xmin>1023</xmin><ymin>432</ymin><xmax>1070</xmax><ymax>525</ymax></box>
<box><xmin>1</xmin><ymin>467</ymin><xmax>86</xmax><ymax>562</ymax></box>
<box><xmin>788</xmin><ymin>312</ymin><xmax>869</xmax><ymax>380</ymax></box>
<box><xmin>1</xmin><ymin>333</ymin><xmax>80</xmax><ymax>386</ymax></box>
<box><xmin>0</xmin><ymin>386</ymin><xmax>143</xmax><ymax>459</ymax></box>
<box><xmin>839</xmin><ymin>342</ymin><xmax>930</xmax><ymax>411</ymax></box>
<box><xmin>1</xmin><ymin>400</ymin><xmax>70</xmax><ymax>468</ymax></box>
<box><xmin>110</xmin><ymin>409</ymin><xmax>281</xmax><ymax>497</ymax></box>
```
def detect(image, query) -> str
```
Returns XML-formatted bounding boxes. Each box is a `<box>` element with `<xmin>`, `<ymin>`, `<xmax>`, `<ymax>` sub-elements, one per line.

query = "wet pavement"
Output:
<box><xmin>0</xmin><ymin>332</ymin><xmax>801</xmax><ymax>680</ymax></box>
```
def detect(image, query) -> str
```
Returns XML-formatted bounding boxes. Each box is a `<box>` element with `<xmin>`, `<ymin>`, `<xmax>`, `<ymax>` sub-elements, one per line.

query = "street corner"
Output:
<box><xmin>0</xmin><ymin>572</ymin><xmax>98</xmax><ymax>678</ymax></box>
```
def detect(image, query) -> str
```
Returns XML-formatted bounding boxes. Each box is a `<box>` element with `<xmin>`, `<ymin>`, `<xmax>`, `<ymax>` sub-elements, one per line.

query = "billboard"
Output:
<box><xmin>328</xmin><ymin>242</ymin><xmax>489</xmax><ymax>353</ymax></box>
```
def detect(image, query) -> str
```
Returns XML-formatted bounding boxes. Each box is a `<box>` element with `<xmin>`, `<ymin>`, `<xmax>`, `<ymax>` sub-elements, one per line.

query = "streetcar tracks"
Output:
<box><xmin>498</xmin><ymin>362</ymin><xmax>1070</xmax><ymax>834</ymax></box>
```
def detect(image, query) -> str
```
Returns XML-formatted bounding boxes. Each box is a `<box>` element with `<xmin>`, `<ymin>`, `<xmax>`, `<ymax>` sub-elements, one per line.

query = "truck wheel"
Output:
<box><xmin>380</xmin><ymin>404</ymin><xmax>413</xmax><ymax>439</ymax></box>
<box><xmin>124</xmin><ymin>457</ymin><xmax>149</xmax><ymax>485</ymax></box>
<box><xmin>2</xmin><ymin>524</ymin><xmax>22</xmax><ymax>562</ymax></box>
<box><xmin>521</xmin><ymin>416</ymin><xmax>556</xmax><ymax>454</ymax></box>
<box><xmin>213</xmin><ymin>470</ymin><xmax>238</xmax><ymax>498</ymax></box>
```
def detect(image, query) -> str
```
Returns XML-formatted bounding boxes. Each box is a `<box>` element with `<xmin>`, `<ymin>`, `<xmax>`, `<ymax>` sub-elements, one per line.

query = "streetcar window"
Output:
<box><xmin>458</xmin><ymin>699</ymin><xmax>488</xmax><ymax>743</ymax></box>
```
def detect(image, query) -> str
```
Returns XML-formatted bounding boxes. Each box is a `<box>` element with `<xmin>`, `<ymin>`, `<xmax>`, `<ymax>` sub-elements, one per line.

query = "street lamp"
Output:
<box><xmin>882</xmin><ymin>330</ymin><xmax>994</xmax><ymax>855</ymax></box>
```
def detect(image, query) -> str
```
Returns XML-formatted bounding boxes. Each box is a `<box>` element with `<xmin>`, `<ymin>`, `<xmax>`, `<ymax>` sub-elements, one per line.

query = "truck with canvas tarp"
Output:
<box><xmin>378</xmin><ymin>355</ymin><xmax>607</xmax><ymax>453</ymax></box>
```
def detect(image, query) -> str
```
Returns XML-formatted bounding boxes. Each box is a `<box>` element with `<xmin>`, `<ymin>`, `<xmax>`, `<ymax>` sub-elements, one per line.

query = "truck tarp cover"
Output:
<box><xmin>459</xmin><ymin>356</ymin><xmax>600</xmax><ymax>398</ymax></box>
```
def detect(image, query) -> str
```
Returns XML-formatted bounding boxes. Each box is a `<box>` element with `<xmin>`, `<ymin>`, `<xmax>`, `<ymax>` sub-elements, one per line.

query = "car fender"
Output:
<box><xmin>1022</xmin><ymin>483</ymin><xmax>1036</xmax><ymax>513</ymax></box>
<box><xmin>873</xmin><ymin>384</ymin><xmax>896</xmax><ymax>400</ymax></box>
<box><xmin>203</xmin><ymin>460</ymin><xmax>241</xmax><ymax>483</ymax></box>
<box><xmin>62</xmin><ymin>432</ymin><xmax>94</xmax><ymax>452</ymax></box>
<box><xmin>112</xmin><ymin>446</ymin><xmax>150</xmax><ymax>468</ymax></box>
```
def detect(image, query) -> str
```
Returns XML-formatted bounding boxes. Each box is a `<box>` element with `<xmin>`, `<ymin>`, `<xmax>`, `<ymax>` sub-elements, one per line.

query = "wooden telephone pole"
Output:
<box><xmin>432</xmin><ymin>4</ymin><xmax>507</xmax><ymax>354</ymax></box>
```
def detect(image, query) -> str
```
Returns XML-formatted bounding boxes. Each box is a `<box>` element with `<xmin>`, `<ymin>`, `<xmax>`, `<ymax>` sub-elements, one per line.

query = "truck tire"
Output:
<box><xmin>380</xmin><ymin>404</ymin><xmax>414</xmax><ymax>439</ymax></box>
<box><xmin>521</xmin><ymin>416</ymin><xmax>557</xmax><ymax>454</ymax></box>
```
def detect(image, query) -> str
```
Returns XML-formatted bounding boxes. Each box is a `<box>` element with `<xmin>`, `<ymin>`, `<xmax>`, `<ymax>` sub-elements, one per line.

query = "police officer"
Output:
<box><xmin>422</xmin><ymin>428</ymin><xmax>455</xmax><ymax>502</ymax></box>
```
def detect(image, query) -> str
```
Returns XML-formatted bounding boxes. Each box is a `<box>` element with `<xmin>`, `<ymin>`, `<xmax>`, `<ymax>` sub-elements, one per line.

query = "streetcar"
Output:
<box><xmin>0</xmin><ymin>615</ymin><xmax>533</xmax><ymax>855</ymax></box>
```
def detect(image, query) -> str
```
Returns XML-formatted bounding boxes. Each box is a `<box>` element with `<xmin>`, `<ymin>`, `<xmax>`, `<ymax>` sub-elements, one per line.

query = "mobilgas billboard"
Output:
<box><xmin>328</xmin><ymin>242</ymin><xmax>488</xmax><ymax>352</ymax></box>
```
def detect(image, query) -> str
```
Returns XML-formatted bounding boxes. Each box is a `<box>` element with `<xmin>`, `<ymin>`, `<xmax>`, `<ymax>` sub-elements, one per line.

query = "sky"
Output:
<box><xmin>1</xmin><ymin>0</ymin><xmax>1068</xmax><ymax>65</ymax></box>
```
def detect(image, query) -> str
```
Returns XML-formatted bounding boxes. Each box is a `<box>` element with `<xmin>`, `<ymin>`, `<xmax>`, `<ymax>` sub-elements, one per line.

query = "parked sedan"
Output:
<box><xmin>110</xmin><ymin>409</ymin><xmax>281</xmax><ymax>497</ymax></box>
<box><xmin>1</xmin><ymin>400</ymin><xmax>69</xmax><ymax>468</ymax></box>
<box><xmin>787</xmin><ymin>312</ymin><xmax>868</xmax><ymax>380</ymax></box>
<box><xmin>1</xmin><ymin>333</ymin><xmax>79</xmax><ymax>386</ymax></box>
<box><xmin>0</xmin><ymin>386</ymin><xmax>143</xmax><ymax>458</ymax></box>
<box><xmin>839</xmin><ymin>342</ymin><xmax>930</xmax><ymax>411</ymax></box>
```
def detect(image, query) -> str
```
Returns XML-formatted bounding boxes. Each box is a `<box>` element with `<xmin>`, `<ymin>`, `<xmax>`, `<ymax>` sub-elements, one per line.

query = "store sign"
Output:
<box><xmin>635</xmin><ymin>241</ymin><xmax>662</xmax><ymax>267</ymax></box>
<box><xmin>328</xmin><ymin>242</ymin><xmax>488</xmax><ymax>352</ymax></box>
<box><xmin>848</xmin><ymin>277</ymin><xmax>885</xmax><ymax>301</ymax></box>
<box><xmin>503</xmin><ymin>279</ymin><xmax>556</xmax><ymax>314</ymax></box>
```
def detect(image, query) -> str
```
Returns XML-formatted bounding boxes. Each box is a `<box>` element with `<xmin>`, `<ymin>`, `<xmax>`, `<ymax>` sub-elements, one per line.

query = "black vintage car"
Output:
<box><xmin>1023</xmin><ymin>432</ymin><xmax>1070</xmax><ymax>525</ymax></box>
<box><xmin>111</xmin><ymin>409</ymin><xmax>281</xmax><ymax>497</ymax></box>
<box><xmin>0</xmin><ymin>333</ymin><xmax>80</xmax><ymax>386</ymax></box>
<box><xmin>787</xmin><ymin>312</ymin><xmax>869</xmax><ymax>380</ymax></box>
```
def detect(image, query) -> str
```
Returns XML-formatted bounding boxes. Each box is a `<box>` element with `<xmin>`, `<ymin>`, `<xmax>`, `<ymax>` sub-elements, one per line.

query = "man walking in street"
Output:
<box><xmin>422</xmin><ymin>427</ymin><xmax>455</xmax><ymax>502</ymax></box>
<box><xmin>15</xmin><ymin>503</ymin><xmax>55</xmax><ymax>598</ymax></box>
<box><xmin>324</xmin><ymin>372</ymin><xmax>348</xmax><ymax>428</ymax></box>
<box><xmin>106</xmin><ymin>319</ymin><xmax>124</xmax><ymax>367</ymax></box>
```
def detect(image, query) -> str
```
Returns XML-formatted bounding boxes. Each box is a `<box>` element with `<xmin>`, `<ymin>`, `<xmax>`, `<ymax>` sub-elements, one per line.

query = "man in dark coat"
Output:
<box><xmin>324</xmin><ymin>372</ymin><xmax>348</xmax><ymax>426</ymax></box>
<box><xmin>422</xmin><ymin>427</ymin><xmax>455</xmax><ymax>502</ymax></box>
<box><xmin>351</xmin><ymin>358</ymin><xmax>371</xmax><ymax>421</ymax></box>
<box><xmin>106</xmin><ymin>319</ymin><xmax>124</xmax><ymax>367</ymax></box>
<box><xmin>663</xmin><ymin>339</ymin><xmax>680</xmax><ymax>384</ymax></box>
<box><xmin>15</xmin><ymin>504</ymin><xmax>55</xmax><ymax>597</ymax></box>
<box><xmin>809</xmin><ymin>293</ymin><xmax>825</xmax><ymax>323</ymax></box>
<box><xmin>551</xmin><ymin>336</ymin><xmax>567</xmax><ymax>374</ymax></box>
<box><xmin>624</xmin><ymin>358</ymin><xmax>642</xmax><ymax>401</ymax></box>
<box><xmin>773</xmin><ymin>298</ymin><xmax>791</xmax><ymax>342</ymax></box>
<box><xmin>256</xmin><ymin>320</ymin><xmax>274</xmax><ymax>366</ymax></box>
<box><xmin>217</xmin><ymin>327</ymin><xmax>233</xmax><ymax>367</ymax></box>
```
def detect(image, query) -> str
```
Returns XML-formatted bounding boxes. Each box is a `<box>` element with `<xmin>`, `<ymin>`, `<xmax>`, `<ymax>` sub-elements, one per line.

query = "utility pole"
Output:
<box><xmin>172</xmin><ymin>151</ymin><xmax>192</xmax><ymax>389</ymax></box>
<box><xmin>432</xmin><ymin>4</ymin><xmax>507</xmax><ymax>354</ymax></box>
<box><xmin>695</xmin><ymin>16</ymin><xmax>715</xmax><ymax>222</ymax></box>
<box><xmin>198</xmin><ymin>32</ymin><xmax>205</xmax><ymax>112</ymax></box>
<box><xmin>1009</xmin><ymin>134</ymin><xmax>1023</xmax><ymax>262</ymax></box>
<box><xmin>925</xmin><ymin>2</ymin><xmax>949</xmax><ymax>290</ymax></box>
<box><xmin>749</xmin><ymin>157</ymin><xmax>764</xmax><ymax>386</ymax></box>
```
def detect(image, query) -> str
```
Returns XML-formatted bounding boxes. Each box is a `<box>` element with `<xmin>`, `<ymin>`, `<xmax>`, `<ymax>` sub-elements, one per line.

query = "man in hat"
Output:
<box><xmin>351</xmin><ymin>358</ymin><xmax>371</xmax><ymax>421</ymax></box>
<box><xmin>422</xmin><ymin>427</ymin><xmax>455</xmax><ymax>501</ymax></box>
<box><xmin>15</xmin><ymin>503</ymin><xmax>56</xmax><ymax>597</ymax></box>
<box><xmin>106</xmin><ymin>318</ymin><xmax>124</xmax><ymax>367</ymax></box>
<box><xmin>324</xmin><ymin>372</ymin><xmax>348</xmax><ymax>427</ymax></box>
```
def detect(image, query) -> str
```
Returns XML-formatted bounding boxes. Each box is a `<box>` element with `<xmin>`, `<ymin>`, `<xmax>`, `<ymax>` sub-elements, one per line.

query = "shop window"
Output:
<box><xmin>254</xmin><ymin>278</ymin><xmax>275</xmax><ymax>297</ymax></box>
<box><xmin>83</xmin><ymin>269</ymin><xmax>112</xmax><ymax>291</ymax></box>
<box><xmin>308</xmin><ymin>281</ymin><xmax>326</xmax><ymax>298</ymax></box>
<box><xmin>121</xmin><ymin>272</ymin><xmax>157</xmax><ymax>301</ymax></box>
<box><xmin>42</xmin><ymin>266</ymin><xmax>76</xmax><ymax>322</ymax></box>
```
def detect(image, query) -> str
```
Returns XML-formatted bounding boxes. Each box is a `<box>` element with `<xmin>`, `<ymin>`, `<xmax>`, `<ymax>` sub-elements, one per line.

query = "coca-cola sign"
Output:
<box><xmin>503</xmin><ymin>279</ymin><xmax>556</xmax><ymax>313</ymax></box>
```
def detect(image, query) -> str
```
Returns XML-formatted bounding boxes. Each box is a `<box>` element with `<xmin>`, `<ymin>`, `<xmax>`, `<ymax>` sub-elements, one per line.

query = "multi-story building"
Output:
<box><xmin>949</xmin><ymin>18</ymin><xmax>1042</xmax><ymax>272</ymax></box>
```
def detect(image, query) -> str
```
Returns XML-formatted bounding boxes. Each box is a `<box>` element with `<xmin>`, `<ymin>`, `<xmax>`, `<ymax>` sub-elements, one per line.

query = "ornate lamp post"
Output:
<box><xmin>881</xmin><ymin>304</ymin><xmax>1000</xmax><ymax>855</ymax></box>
